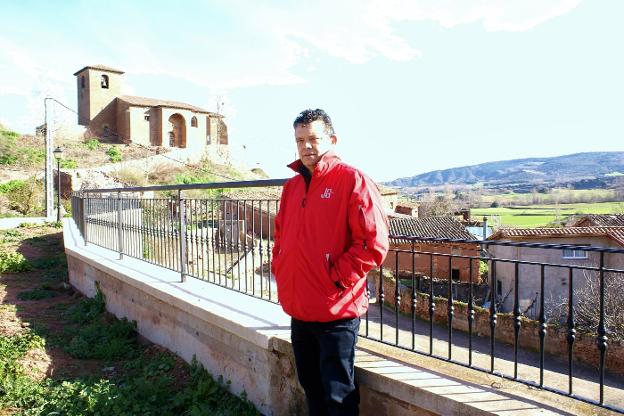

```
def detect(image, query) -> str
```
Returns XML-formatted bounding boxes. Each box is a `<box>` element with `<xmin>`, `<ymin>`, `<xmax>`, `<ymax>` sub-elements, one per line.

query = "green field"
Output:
<box><xmin>471</xmin><ymin>202</ymin><xmax>624</xmax><ymax>228</ymax></box>
<box><xmin>479</xmin><ymin>189</ymin><xmax>617</xmax><ymax>205</ymax></box>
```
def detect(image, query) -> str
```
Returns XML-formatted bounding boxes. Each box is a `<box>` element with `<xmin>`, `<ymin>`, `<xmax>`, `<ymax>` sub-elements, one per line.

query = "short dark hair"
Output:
<box><xmin>293</xmin><ymin>108</ymin><xmax>335</xmax><ymax>136</ymax></box>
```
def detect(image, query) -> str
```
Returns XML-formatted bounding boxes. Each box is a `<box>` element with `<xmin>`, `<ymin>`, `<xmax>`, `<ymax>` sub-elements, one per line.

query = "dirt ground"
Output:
<box><xmin>0</xmin><ymin>225</ymin><xmax>189</xmax><ymax>384</ymax></box>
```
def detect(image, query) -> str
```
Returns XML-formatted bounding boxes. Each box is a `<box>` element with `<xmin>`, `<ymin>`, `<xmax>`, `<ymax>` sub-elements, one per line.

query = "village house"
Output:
<box><xmin>378</xmin><ymin>185</ymin><xmax>399</xmax><ymax>212</ymax></box>
<box><xmin>73</xmin><ymin>64</ymin><xmax>228</xmax><ymax>153</ymax></box>
<box><xmin>486</xmin><ymin>226</ymin><xmax>624</xmax><ymax>316</ymax></box>
<box><xmin>566</xmin><ymin>213</ymin><xmax>624</xmax><ymax>227</ymax></box>
<box><xmin>385</xmin><ymin>216</ymin><xmax>481</xmax><ymax>283</ymax></box>
<box><xmin>394</xmin><ymin>200</ymin><xmax>419</xmax><ymax>217</ymax></box>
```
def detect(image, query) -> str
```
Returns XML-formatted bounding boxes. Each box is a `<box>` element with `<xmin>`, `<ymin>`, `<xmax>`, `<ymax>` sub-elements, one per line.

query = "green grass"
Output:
<box><xmin>472</xmin><ymin>201</ymin><xmax>624</xmax><ymax>227</ymax></box>
<box><xmin>1</xmin><ymin>281</ymin><xmax>259</xmax><ymax>415</ymax></box>
<box><xmin>17</xmin><ymin>288</ymin><xmax>58</xmax><ymax>301</ymax></box>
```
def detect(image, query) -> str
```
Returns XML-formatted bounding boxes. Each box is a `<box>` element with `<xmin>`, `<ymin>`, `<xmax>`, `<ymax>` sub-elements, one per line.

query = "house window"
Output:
<box><xmin>562</xmin><ymin>248</ymin><xmax>588</xmax><ymax>259</ymax></box>
<box><xmin>191</xmin><ymin>116</ymin><xmax>198</xmax><ymax>127</ymax></box>
<box><xmin>101</xmin><ymin>74</ymin><xmax>109</xmax><ymax>89</ymax></box>
<box><xmin>451</xmin><ymin>269</ymin><xmax>460</xmax><ymax>282</ymax></box>
<box><xmin>102</xmin><ymin>125</ymin><xmax>110</xmax><ymax>137</ymax></box>
<box><xmin>81</xmin><ymin>76</ymin><xmax>85</xmax><ymax>88</ymax></box>
<box><xmin>144</xmin><ymin>115</ymin><xmax>150</xmax><ymax>121</ymax></box>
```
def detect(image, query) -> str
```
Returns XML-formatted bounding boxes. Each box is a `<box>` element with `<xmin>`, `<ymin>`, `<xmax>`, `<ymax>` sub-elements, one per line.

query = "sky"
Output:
<box><xmin>0</xmin><ymin>0</ymin><xmax>622</xmax><ymax>182</ymax></box>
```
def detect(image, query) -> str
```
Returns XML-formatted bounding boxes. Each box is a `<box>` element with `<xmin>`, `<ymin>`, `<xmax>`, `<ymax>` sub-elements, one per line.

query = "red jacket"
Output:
<box><xmin>271</xmin><ymin>151</ymin><xmax>389</xmax><ymax>322</ymax></box>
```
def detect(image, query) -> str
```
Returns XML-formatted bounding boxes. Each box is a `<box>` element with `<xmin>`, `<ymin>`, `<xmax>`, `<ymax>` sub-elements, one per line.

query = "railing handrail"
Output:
<box><xmin>70</xmin><ymin>188</ymin><xmax>624</xmax><ymax>413</ymax></box>
<box><xmin>74</xmin><ymin>178</ymin><xmax>289</xmax><ymax>194</ymax></box>
<box><xmin>388</xmin><ymin>234</ymin><xmax>624</xmax><ymax>254</ymax></box>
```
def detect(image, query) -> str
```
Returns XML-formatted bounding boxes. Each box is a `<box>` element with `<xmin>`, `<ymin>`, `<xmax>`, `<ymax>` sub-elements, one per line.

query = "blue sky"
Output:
<box><xmin>1</xmin><ymin>0</ymin><xmax>622</xmax><ymax>181</ymax></box>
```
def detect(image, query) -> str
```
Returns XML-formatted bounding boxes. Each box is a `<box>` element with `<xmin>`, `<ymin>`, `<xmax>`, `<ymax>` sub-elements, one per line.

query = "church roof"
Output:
<box><xmin>118</xmin><ymin>95</ymin><xmax>220</xmax><ymax>116</ymax></box>
<box><xmin>73</xmin><ymin>64</ymin><xmax>125</xmax><ymax>75</ymax></box>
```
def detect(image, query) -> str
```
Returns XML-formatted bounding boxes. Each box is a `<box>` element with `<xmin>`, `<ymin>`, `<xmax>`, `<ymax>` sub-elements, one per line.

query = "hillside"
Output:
<box><xmin>387</xmin><ymin>152</ymin><xmax>624</xmax><ymax>191</ymax></box>
<box><xmin>0</xmin><ymin>125</ymin><xmax>264</xmax><ymax>216</ymax></box>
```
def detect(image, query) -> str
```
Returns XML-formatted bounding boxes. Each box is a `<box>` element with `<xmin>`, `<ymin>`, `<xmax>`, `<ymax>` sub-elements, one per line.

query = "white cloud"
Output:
<box><xmin>0</xmin><ymin>0</ymin><xmax>583</xmax><ymax>133</ymax></box>
<box><xmin>375</xmin><ymin>0</ymin><xmax>583</xmax><ymax>32</ymax></box>
<box><xmin>0</xmin><ymin>36</ymin><xmax>77</xmax><ymax>132</ymax></box>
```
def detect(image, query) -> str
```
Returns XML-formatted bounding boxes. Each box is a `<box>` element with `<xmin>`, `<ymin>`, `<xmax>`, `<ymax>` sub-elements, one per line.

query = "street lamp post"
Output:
<box><xmin>53</xmin><ymin>147</ymin><xmax>63</xmax><ymax>222</ymax></box>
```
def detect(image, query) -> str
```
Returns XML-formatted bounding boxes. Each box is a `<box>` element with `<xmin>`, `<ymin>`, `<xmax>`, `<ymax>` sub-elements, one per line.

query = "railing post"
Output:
<box><xmin>178</xmin><ymin>189</ymin><xmax>187</xmax><ymax>283</ymax></box>
<box><xmin>117</xmin><ymin>191</ymin><xmax>123</xmax><ymax>260</ymax></box>
<box><xmin>83</xmin><ymin>193</ymin><xmax>88</xmax><ymax>246</ymax></box>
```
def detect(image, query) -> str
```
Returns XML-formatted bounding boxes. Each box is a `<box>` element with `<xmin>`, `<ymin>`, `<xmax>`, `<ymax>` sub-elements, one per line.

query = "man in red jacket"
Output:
<box><xmin>272</xmin><ymin>109</ymin><xmax>389</xmax><ymax>415</ymax></box>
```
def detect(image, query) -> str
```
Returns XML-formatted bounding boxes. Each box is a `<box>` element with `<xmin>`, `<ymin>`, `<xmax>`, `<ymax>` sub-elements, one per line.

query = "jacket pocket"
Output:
<box><xmin>323</xmin><ymin>253</ymin><xmax>342</xmax><ymax>298</ymax></box>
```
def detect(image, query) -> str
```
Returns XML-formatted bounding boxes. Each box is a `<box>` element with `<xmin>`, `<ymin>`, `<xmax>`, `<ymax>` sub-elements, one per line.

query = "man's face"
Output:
<box><xmin>295</xmin><ymin>119</ymin><xmax>336</xmax><ymax>173</ymax></box>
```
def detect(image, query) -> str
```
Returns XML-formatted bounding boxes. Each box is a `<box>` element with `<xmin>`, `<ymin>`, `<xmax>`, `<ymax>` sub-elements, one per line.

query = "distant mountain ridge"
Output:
<box><xmin>387</xmin><ymin>152</ymin><xmax>624</xmax><ymax>190</ymax></box>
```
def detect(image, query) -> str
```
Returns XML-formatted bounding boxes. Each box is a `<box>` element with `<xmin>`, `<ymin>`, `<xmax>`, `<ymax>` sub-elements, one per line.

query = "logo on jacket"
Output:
<box><xmin>320</xmin><ymin>188</ymin><xmax>333</xmax><ymax>199</ymax></box>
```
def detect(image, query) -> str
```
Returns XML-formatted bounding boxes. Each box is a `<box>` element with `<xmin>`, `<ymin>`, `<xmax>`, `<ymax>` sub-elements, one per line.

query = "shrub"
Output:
<box><xmin>83</xmin><ymin>138</ymin><xmax>100</xmax><ymax>151</ymax></box>
<box><xmin>60</xmin><ymin>159</ymin><xmax>78</xmax><ymax>169</ymax></box>
<box><xmin>20</xmin><ymin>148</ymin><xmax>45</xmax><ymax>166</ymax></box>
<box><xmin>0</xmin><ymin>153</ymin><xmax>18</xmax><ymax>165</ymax></box>
<box><xmin>0</xmin><ymin>178</ymin><xmax>44</xmax><ymax>215</ymax></box>
<box><xmin>0</xmin><ymin>179</ymin><xmax>26</xmax><ymax>194</ymax></box>
<box><xmin>0</xmin><ymin>128</ymin><xmax>18</xmax><ymax>165</ymax></box>
<box><xmin>112</xmin><ymin>167</ymin><xmax>147</xmax><ymax>186</ymax></box>
<box><xmin>106</xmin><ymin>146</ymin><xmax>122</xmax><ymax>162</ymax></box>
<box><xmin>479</xmin><ymin>260</ymin><xmax>488</xmax><ymax>277</ymax></box>
<box><xmin>147</xmin><ymin>162</ymin><xmax>183</xmax><ymax>184</ymax></box>
<box><xmin>0</xmin><ymin>250</ymin><xmax>31</xmax><ymax>273</ymax></box>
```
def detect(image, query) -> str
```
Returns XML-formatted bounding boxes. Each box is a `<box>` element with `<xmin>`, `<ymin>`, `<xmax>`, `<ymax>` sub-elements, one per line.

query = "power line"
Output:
<box><xmin>45</xmin><ymin>97</ymin><xmax>78</xmax><ymax>115</ymax></box>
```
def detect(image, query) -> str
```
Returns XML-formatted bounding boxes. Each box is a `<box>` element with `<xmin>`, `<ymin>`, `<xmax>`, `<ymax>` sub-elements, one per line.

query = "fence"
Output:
<box><xmin>70</xmin><ymin>180</ymin><xmax>624</xmax><ymax>414</ymax></box>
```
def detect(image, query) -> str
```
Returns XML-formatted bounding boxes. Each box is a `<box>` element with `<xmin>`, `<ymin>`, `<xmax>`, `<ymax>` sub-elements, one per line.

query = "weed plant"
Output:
<box><xmin>83</xmin><ymin>139</ymin><xmax>100</xmax><ymax>151</ymax></box>
<box><xmin>106</xmin><ymin>146</ymin><xmax>122</xmax><ymax>163</ymax></box>
<box><xmin>0</xmin><ymin>250</ymin><xmax>31</xmax><ymax>273</ymax></box>
<box><xmin>0</xmin><ymin>285</ymin><xmax>260</xmax><ymax>415</ymax></box>
<box><xmin>17</xmin><ymin>288</ymin><xmax>58</xmax><ymax>301</ymax></box>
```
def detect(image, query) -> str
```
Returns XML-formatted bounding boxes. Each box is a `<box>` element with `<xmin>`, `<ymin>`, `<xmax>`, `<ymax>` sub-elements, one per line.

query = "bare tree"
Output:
<box><xmin>548</xmin><ymin>271</ymin><xmax>624</xmax><ymax>341</ymax></box>
<box><xmin>418</xmin><ymin>191</ymin><xmax>459</xmax><ymax>217</ymax></box>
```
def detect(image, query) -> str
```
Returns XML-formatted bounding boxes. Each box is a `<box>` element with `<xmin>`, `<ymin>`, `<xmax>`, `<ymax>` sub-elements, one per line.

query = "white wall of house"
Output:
<box><xmin>488</xmin><ymin>236</ymin><xmax>623</xmax><ymax>315</ymax></box>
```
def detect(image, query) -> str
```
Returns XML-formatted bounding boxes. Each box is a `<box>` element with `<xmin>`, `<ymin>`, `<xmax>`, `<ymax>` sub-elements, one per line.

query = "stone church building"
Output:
<box><xmin>74</xmin><ymin>64</ymin><xmax>227</xmax><ymax>152</ymax></box>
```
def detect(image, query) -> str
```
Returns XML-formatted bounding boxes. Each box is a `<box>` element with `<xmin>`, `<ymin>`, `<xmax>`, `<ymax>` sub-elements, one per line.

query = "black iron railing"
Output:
<box><xmin>70</xmin><ymin>181</ymin><xmax>624</xmax><ymax>413</ymax></box>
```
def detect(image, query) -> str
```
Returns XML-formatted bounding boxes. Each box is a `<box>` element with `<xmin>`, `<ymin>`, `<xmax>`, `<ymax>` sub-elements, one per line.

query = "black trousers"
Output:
<box><xmin>291</xmin><ymin>317</ymin><xmax>360</xmax><ymax>416</ymax></box>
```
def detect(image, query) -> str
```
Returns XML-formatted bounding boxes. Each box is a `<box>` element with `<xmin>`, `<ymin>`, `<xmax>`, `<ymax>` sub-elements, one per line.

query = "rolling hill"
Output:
<box><xmin>387</xmin><ymin>152</ymin><xmax>624</xmax><ymax>191</ymax></box>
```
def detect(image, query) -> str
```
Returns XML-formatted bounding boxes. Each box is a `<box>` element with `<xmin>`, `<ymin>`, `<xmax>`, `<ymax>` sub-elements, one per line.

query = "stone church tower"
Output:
<box><xmin>74</xmin><ymin>65</ymin><xmax>124</xmax><ymax>136</ymax></box>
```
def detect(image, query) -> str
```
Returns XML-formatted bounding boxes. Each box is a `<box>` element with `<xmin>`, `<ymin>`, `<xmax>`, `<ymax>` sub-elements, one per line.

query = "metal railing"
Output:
<box><xmin>70</xmin><ymin>181</ymin><xmax>624</xmax><ymax>413</ymax></box>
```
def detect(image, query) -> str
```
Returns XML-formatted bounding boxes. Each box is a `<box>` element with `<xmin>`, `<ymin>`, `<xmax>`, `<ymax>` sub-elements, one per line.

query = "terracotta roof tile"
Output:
<box><xmin>119</xmin><ymin>95</ymin><xmax>217</xmax><ymax>115</ymax></box>
<box><xmin>568</xmin><ymin>214</ymin><xmax>624</xmax><ymax>227</ymax></box>
<box><xmin>73</xmin><ymin>64</ymin><xmax>125</xmax><ymax>75</ymax></box>
<box><xmin>223</xmin><ymin>188</ymin><xmax>282</xmax><ymax>200</ymax></box>
<box><xmin>378</xmin><ymin>185</ymin><xmax>399</xmax><ymax>196</ymax></box>
<box><xmin>390</xmin><ymin>216</ymin><xmax>475</xmax><ymax>241</ymax></box>
<box><xmin>488</xmin><ymin>226</ymin><xmax>624</xmax><ymax>247</ymax></box>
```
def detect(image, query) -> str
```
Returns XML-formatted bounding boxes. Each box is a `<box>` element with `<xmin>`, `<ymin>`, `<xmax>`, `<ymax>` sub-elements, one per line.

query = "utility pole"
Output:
<box><xmin>42</xmin><ymin>97</ymin><xmax>78</xmax><ymax>220</ymax></box>
<box><xmin>44</xmin><ymin>97</ymin><xmax>54</xmax><ymax>220</ymax></box>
